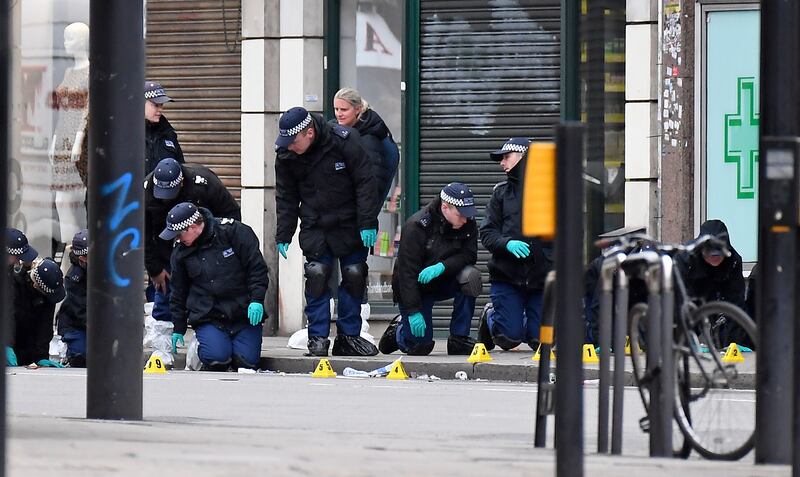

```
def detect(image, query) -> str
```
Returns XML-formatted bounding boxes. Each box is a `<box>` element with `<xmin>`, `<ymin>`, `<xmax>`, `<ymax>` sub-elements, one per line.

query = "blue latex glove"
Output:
<box><xmin>36</xmin><ymin>359</ymin><xmax>65</xmax><ymax>368</ymax></box>
<box><xmin>248</xmin><ymin>302</ymin><xmax>264</xmax><ymax>326</ymax></box>
<box><xmin>171</xmin><ymin>333</ymin><xmax>185</xmax><ymax>354</ymax></box>
<box><xmin>417</xmin><ymin>262</ymin><xmax>445</xmax><ymax>284</ymax></box>
<box><xmin>360</xmin><ymin>229</ymin><xmax>377</xmax><ymax>248</ymax></box>
<box><xmin>408</xmin><ymin>312</ymin><xmax>426</xmax><ymax>338</ymax></box>
<box><xmin>6</xmin><ymin>347</ymin><xmax>17</xmax><ymax>367</ymax></box>
<box><xmin>277</xmin><ymin>242</ymin><xmax>290</xmax><ymax>259</ymax></box>
<box><xmin>506</xmin><ymin>240</ymin><xmax>531</xmax><ymax>259</ymax></box>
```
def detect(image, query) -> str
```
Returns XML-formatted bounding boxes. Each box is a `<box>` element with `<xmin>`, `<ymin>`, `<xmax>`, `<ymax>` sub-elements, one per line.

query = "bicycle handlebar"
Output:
<box><xmin>596</xmin><ymin>232</ymin><xmax>731</xmax><ymax>259</ymax></box>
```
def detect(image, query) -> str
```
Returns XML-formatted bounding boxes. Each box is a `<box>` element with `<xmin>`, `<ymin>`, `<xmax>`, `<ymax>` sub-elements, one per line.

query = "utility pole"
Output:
<box><xmin>86</xmin><ymin>0</ymin><xmax>145</xmax><ymax>420</ymax></box>
<box><xmin>0</xmin><ymin>0</ymin><xmax>12</xmax><ymax>473</ymax></box>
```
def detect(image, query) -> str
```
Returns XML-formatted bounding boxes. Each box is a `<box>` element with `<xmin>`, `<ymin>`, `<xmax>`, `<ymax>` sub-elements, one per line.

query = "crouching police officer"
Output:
<box><xmin>6</xmin><ymin>228</ymin><xmax>37</xmax><ymax>273</ymax></box>
<box><xmin>55</xmin><ymin>229</ymin><xmax>89</xmax><ymax>367</ymax></box>
<box><xmin>164</xmin><ymin>203</ymin><xmax>269</xmax><ymax>371</ymax></box>
<box><xmin>379</xmin><ymin>183</ymin><xmax>481</xmax><ymax>356</ymax></box>
<box><xmin>274</xmin><ymin>106</ymin><xmax>378</xmax><ymax>357</ymax></box>
<box><xmin>479</xmin><ymin>138</ymin><xmax>553</xmax><ymax>351</ymax></box>
<box><xmin>9</xmin><ymin>258</ymin><xmax>66</xmax><ymax>367</ymax></box>
<box><xmin>145</xmin><ymin>158</ymin><xmax>241</xmax><ymax>324</ymax></box>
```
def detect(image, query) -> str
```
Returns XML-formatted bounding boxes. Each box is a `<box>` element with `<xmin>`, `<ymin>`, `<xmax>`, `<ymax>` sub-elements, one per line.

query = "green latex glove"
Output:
<box><xmin>408</xmin><ymin>312</ymin><xmax>426</xmax><ymax>338</ymax></box>
<box><xmin>36</xmin><ymin>359</ymin><xmax>65</xmax><ymax>368</ymax></box>
<box><xmin>171</xmin><ymin>333</ymin><xmax>185</xmax><ymax>354</ymax></box>
<box><xmin>6</xmin><ymin>347</ymin><xmax>17</xmax><ymax>367</ymax></box>
<box><xmin>360</xmin><ymin>229</ymin><xmax>377</xmax><ymax>248</ymax></box>
<box><xmin>277</xmin><ymin>242</ymin><xmax>290</xmax><ymax>259</ymax></box>
<box><xmin>417</xmin><ymin>262</ymin><xmax>445</xmax><ymax>284</ymax></box>
<box><xmin>248</xmin><ymin>302</ymin><xmax>264</xmax><ymax>326</ymax></box>
<box><xmin>506</xmin><ymin>240</ymin><xmax>531</xmax><ymax>259</ymax></box>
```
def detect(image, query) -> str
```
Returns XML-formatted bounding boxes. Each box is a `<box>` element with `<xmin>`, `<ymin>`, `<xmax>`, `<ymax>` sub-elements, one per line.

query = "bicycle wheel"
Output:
<box><xmin>673</xmin><ymin>301</ymin><xmax>756</xmax><ymax>460</ymax></box>
<box><xmin>628</xmin><ymin>303</ymin><xmax>692</xmax><ymax>458</ymax></box>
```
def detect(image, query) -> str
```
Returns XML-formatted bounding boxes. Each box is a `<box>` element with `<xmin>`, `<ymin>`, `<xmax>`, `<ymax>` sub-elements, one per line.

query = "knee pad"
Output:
<box><xmin>457</xmin><ymin>265</ymin><xmax>482</xmax><ymax>297</ymax></box>
<box><xmin>341</xmin><ymin>262</ymin><xmax>368</xmax><ymax>298</ymax></box>
<box><xmin>304</xmin><ymin>261</ymin><xmax>332</xmax><ymax>298</ymax></box>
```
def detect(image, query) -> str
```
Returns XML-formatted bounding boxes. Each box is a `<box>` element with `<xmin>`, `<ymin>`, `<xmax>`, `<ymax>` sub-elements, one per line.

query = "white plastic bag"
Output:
<box><xmin>143</xmin><ymin>314</ymin><xmax>174</xmax><ymax>366</ymax></box>
<box><xmin>184</xmin><ymin>334</ymin><xmax>201</xmax><ymax>371</ymax></box>
<box><xmin>49</xmin><ymin>335</ymin><xmax>68</xmax><ymax>359</ymax></box>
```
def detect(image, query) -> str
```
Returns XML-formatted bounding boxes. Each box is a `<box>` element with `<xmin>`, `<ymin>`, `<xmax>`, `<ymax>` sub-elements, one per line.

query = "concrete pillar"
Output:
<box><xmin>240</xmin><ymin>0</ymin><xmax>324</xmax><ymax>335</ymax></box>
<box><xmin>625</xmin><ymin>0</ymin><xmax>660</xmax><ymax>237</ymax></box>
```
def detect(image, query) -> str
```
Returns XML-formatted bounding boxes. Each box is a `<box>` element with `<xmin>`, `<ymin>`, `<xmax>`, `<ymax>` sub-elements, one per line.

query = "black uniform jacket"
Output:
<box><xmin>56</xmin><ymin>253</ymin><xmax>87</xmax><ymax>334</ymax></box>
<box><xmin>169</xmin><ymin>208</ymin><xmax>269</xmax><ymax>335</ymax></box>
<box><xmin>275</xmin><ymin>114</ymin><xmax>377</xmax><ymax>259</ymax></box>
<box><xmin>392</xmin><ymin>198</ymin><xmax>478</xmax><ymax>315</ymax></box>
<box><xmin>351</xmin><ymin>109</ymin><xmax>398</xmax><ymax>218</ymax></box>
<box><xmin>675</xmin><ymin>219</ymin><xmax>745</xmax><ymax>308</ymax></box>
<box><xmin>145</xmin><ymin>115</ymin><xmax>184</xmax><ymax>174</ymax></box>
<box><xmin>145</xmin><ymin>164</ymin><xmax>241</xmax><ymax>277</ymax></box>
<box><xmin>11</xmin><ymin>270</ymin><xmax>56</xmax><ymax>365</ymax></box>
<box><xmin>479</xmin><ymin>158</ymin><xmax>553</xmax><ymax>291</ymax></box>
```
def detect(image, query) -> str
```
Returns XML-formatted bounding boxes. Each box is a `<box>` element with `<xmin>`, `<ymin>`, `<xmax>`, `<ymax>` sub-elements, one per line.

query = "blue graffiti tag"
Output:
<box><xmin>100</xmin><ymin>173</ymin><xmax>140</xmax><ymax>287</ymax></box>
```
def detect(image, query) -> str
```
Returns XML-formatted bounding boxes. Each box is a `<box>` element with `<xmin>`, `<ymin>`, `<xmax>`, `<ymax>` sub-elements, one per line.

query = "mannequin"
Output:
<box><xmin>50</xmin><ymin>22</ymin><xmax>89</xmax><ymax>244</ymax></box>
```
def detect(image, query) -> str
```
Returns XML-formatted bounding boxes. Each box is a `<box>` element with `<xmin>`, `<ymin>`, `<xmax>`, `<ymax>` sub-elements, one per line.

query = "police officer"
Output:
<box><xmin>145</xmin><ymin>80</ymin><xmax>184</xmax><ymax>174</ymax></box>
<box><xmin>165</xmin><ymin>203</ymin><xmax>269</xmax><ymax>371</ymax></box>
<box><xmin>379</xmin><ymin>183</ymin><xmax>481</xmax><ymax>356</ymax></box>
<box><xmin>479</xmin><ymin>138</ymin><xmax>553</xmax><ymax>351</ymax></box>
<box><xmin>274</xmin><ymin>106</ymin><xmax>379</xmax><ymax>357</ymax></box>
<box><xmin>9</xmin><ymin>258</ymin><xmax>66</xmax><ymax>367</ymax></box>
<box><xmin>6</xmin><ymin>228</ymin><xmax>37</xmax><ymax>271</ymax></box>
<box><xmin>145</xmin><ymin>158</ymin><xmax>240</xmax><ymax>324</ymax></box>
<box><xmin>55</xmin><ymin>229</ymin><xmax>89</xmax><ymax>367</ymax></box>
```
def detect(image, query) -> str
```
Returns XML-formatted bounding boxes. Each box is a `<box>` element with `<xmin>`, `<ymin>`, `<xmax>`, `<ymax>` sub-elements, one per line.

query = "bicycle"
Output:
<box><xmin>598</xmin><ymin>233</ymin><xmax>757</xmax><ymax>460</ymax></box>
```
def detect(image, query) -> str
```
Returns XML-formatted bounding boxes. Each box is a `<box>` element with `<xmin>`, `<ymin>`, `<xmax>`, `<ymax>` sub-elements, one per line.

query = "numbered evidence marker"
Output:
<box><xmin>467</xmin><ymin>343</ymin><xmax>493</xmax><ymax>363</ymax></box>
<box><xmin>721</xmin><ymin>343</ymin><xmax>745</xmax><ymax>363</ymax></box>
<box><xmin>386</xmin><ymin>359</ymin><xmax>409</xmax><ymax>380</ymax></box>
<box><xmin>144</xmin><ymin>355</ymin><xmax>167</xmax><ymax>374</ymax></box>
<box><xmin>312</xmin><ymin>359</ymin><xmax>337</xmax><ymax>378</ymax></box>
<box><xmin>532</xmin><ymin>344</ymin><xmax>556</xmax><ymax>362</ymax></box>
<box><xmin>582</xmin><ymin>344</ymin><xmax>600</xmax><ymax>364</ymax></box>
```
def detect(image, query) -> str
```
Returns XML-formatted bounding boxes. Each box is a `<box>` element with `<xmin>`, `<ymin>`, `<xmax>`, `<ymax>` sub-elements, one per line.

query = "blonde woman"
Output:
<box><xmin>333</xmin><ymin>88</ymin><xmax>399</xmax><ymax>220</ymax></box>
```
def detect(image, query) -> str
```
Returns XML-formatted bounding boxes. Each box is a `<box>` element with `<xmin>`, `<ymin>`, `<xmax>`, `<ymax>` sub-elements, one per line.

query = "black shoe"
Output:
<box><xmin>478</xmin><ymin>303</ymin><xmax>495</xmax><ymax>351</ymax></box>
<box><xmin>494</xmin><ymin>333</ymin><xmax>522</xmax><ymax>351</ymax></box>
<box><xmin>407</xmin><ymin>341</ymin><xmax>435</xmax><ymax>356</ymax></box>
<box><xmin>66</xmin><ymin>355</ymin><xmax>86</xmax><ymax>368</ymax></box>
<box><xmin>332</xmin><ymin>335</ymin><xmax>379</xmax><ymax>356</ymax></box>
<box><xmin>306</xmin><ymin>336</ymin><xmax>330</xmax><ymax>357</ymax></box>
<box><xmin>447</xmin><ymin>335</ymin><xmax>476</xmax><ymax>355</ymax></box>
<box><xmin>378</xmin><ymin>314</ymin><xmax>401</xmax><ymax>355</ymax></box>
<box><xmin>527</xmin><ymin>339</ymin><xmax>540</xmax><ymax>352</ymax></box>
<box><xmin>200</xmin><ymin>361</ymin><xmax>232</xmax><ymax>372</ymax></box>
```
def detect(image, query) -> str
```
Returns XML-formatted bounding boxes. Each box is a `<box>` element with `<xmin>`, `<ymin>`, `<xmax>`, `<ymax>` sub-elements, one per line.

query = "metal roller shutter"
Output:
<box><xmin>146</xmin><ymin>0</ymin><xmax>242</xmax><ymax>198</ymax></box>
<box><xmin>418</xmin><ymin>0</ymin><xmax>561</xmax><ymax>331</ymax></box>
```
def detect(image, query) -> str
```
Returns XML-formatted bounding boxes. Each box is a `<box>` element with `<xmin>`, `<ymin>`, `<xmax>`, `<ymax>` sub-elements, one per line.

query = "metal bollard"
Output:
<box><xmin>597</xmin><ymin>255</ymin><xmax>621</xmax><ymax>453</ymax></box>
<box><xmin>659</xmin><ymin>255</ymin><xmax>675</xmax><ymax>452</ymax></box>
<box><xmin>534</xmin><ymin>271</ymin><xmax>557</xmax><ymax>448</ymax></box>
<box><xmin>643</xmin><ymin>256</ymin><xmax>668</xmax><ymax>457</ymax></box>
<box><xmin>611</xmin><ymin>266</ymin><xmax>628</xmax><ymax>454</ymax></box>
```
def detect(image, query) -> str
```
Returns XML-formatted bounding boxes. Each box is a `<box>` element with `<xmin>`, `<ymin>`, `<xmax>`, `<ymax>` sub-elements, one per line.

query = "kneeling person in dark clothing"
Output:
<box><xmin>9</xmin><ymin>258</ymin><xmax>66</xmax><ymax>367</ymax></box>
<box><xmin>379</xmin><ymin>183</ymin><xmax>481</xmax><ymax>356</ymax></box>
<box><xmin>56</xmin><ymin>229</ymin><xmax>89</xmax><ymax>367</ymax></box>
<box><xmin>164</xmin><ymin>203</ymin><xmax>269</xmax><ymax>371</ymax></box>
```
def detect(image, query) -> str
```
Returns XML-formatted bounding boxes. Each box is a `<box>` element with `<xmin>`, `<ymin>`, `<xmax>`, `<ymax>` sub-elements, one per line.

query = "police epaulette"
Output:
<box><xmin>219</xmin><ymin>218</ymin><xmax>235</xmax><ymax>225</ymax></box>
<box><xmin>418</xmin><ymin>213</ymin><xmax>432</xmax><ymax>228</ymax></box>
<box><xmin>194</xmin><ymin>175</ymin><xmax>208</xmax><ymax>185</ymax></box>
<box><xmin>331</xmin><ymin>124</ymin><xmax>350</xmax><ymax>139</ymax></box>
<box><xmin>493</xmin><ymin>181</ymin><xmax>508</xmax><ymax>191</ymax></box>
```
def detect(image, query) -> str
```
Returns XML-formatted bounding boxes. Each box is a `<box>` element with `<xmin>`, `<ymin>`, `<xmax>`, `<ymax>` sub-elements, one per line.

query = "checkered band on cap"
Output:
<box><xmin>73</xmin><ymin>244</ymin><xmax>88</xmax><ymax>256</ymax></box>
<box><xmin>440</xmin><ymin>190</ymin><xmax>475</xmax><ymax>207</ymax></box>
<box><xmin>144</xmin><ymin>88</ymin><xmax>167</xmax><ymax>100</ymax></box>
<box><xmin>167</xmin><ymin>209</ymin><xmax>202</xmax><ymax>232</ymax></box>
<box><xmin>280</xmin><ymin>113</ymin><xmax>312</xmax><ymax>137</ymax></box>
<box><xmin>154</xmin><ymin>168</ymin><xmax>183</xmax><ymax>189</ymax></box>
<box><xmin>30</xmin><ymin>264</ymin><xmax>56</xmax><ymax>295</ymax></box>
<box><xmin>7</xmin><ymin>246</ymin><xmax>25</xmax><ymax>256</ymax></box>
<box><xmin>501</xmin><ymin>142</ymin><xmax>528</xmax><ymax>154</ymax></box>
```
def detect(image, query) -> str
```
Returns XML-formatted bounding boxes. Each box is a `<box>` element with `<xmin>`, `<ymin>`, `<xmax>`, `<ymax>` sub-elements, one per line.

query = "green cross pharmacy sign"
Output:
<box><xmin>705</xmin><ymin>8</ymin><xmax>759</xmax><ymax>262</ymax></box>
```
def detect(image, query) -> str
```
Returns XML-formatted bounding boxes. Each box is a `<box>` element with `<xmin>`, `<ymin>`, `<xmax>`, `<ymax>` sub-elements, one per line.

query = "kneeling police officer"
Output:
<box><xmin>165</xmin><ymin>203</ymin><xmax>269</xmax><ymax>371</ymax></box>
<box><xmin>56</xmin><ymin>229</ymin><xmax>89</xmax><ymax>367</ymax></box>
<box><xmin>379</xmin><ymin>183</ymin><xmax>481</xmax><ymax>356</ymax></box>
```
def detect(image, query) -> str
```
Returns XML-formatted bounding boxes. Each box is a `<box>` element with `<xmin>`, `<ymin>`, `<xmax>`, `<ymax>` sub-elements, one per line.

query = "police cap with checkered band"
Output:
<box><xmin>160</xmin><ymin>202</ymin><xmax>201</xmax><ymax>241</ymax></box>
<box><xmin>72</xmin><ymin>229</ymin><xmax>89</xmax><ymax>256</ymax></box>
<box><xmin>489</xmin><ymin>137</ymin><xmax>530</xmax><ymax>161</ymax></box>
<box><xmin>144</xmin><ymin>81</ymin><xmax>173</xmax><ymax>104</ymax></box>
<box><xmin>440</xmin><ymin>182</ymin><xmax>477</xmax><ymax>219</ymax></box>
<box><xmin>6</xmin><ymin>228</ymin><xmax>37</xmax><ymax>263</ymax></box>
<box><xmin>275</xmin><ymin>106</ymin><xmax>314</xmax><ymax>149</ymax></box>
<box><xmin>31</xmin><ymin>258</ymin><xmax>66</xmax><ymax>304</ymax></box>
<box><xmin>152</xmin><ymin>158</ymin><xmax>184</xmax><ymax>200</ymax></box>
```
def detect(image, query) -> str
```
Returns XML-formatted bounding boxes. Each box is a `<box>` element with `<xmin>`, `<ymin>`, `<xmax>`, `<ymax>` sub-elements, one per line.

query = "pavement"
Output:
<box><xmin>6</xmin><ymin>368</ymin><xmax>787</xmax><ymax>477</ymax></box>
<box><xmin>158</xmin><ymin>335</ymin><xmax>758</xmax><ymax>389</ymax></box>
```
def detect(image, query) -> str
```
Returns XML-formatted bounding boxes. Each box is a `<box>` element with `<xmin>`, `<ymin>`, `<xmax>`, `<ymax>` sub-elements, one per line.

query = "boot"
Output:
<box><xmin>332</xmin><ymin>335</ymin><xmax>379</xmax><ymax>356</ymax></box>
<box><xmin>447</xmin><ymin>334</ymin><xmax>476</xmax><ymax>355</ymax></box>
<box><xmin>306</xmin><ymin>336</ymin><xmax>330</xmax><ymax>357</ymax></box>
<box><xmin>493</xmin><ymin>333</ymin><xmax>522</xmax><ymax>351</ymax></box>
<box><xmin>407</xmin><ymin>340</ymin><xmax>435</xmax><ymax>356</ymax></box>
<box><xmin>378</xmin><ymin>314</ymin><xmax>401</xmax><ymax>355</ymax></box>
<box><xmin>477</xmin><ymin>303</ymin><xmax>495</xmax><ymax>351</ymax></box>
<box><xmin>527</xmin><ymin>339</ymin><xmax>541</xmax><ymax>352</ymax></box>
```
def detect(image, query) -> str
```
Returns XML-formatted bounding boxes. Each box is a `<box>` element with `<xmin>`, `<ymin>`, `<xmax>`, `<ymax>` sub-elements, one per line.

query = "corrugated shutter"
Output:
<box><xmin>418</xmin><ymin>1</ymin><xmax>561</xmax><ymax>331</ymax></box>
<box><xmin>145</xmin><ymin>0</ymin><xmax>242</xmax><ymax>197</ymax></box>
